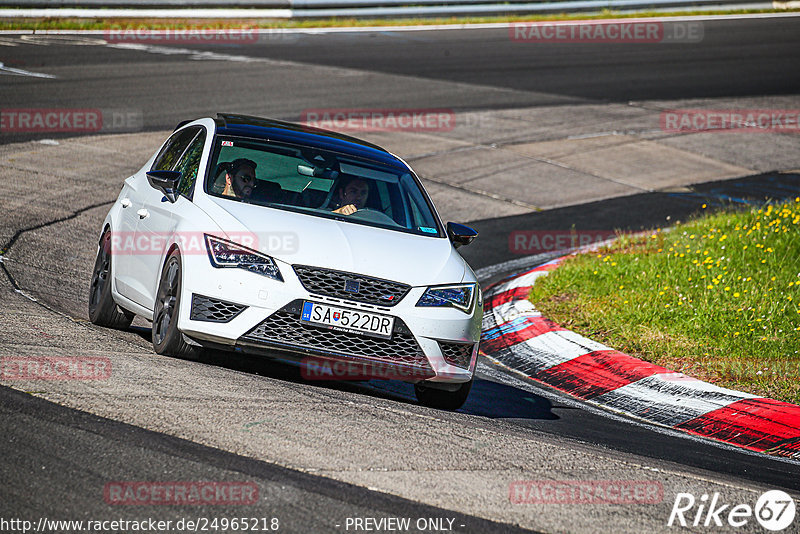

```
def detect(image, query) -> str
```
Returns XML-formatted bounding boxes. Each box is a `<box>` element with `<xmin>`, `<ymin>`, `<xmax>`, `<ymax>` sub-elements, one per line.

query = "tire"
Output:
<box><xmin>414</xmin><ymin>378</ymin><xmax>473</xmax><ymax>411</ymax></box>
<box><xmin>152</xmin><ymin>251</ymin><xmax>197</xmax><ymax>359</ymax></box>
<box><xmin>88</xmin><ymin>229</ymin><xmax>134</xmax><ymax>329</ymax></box>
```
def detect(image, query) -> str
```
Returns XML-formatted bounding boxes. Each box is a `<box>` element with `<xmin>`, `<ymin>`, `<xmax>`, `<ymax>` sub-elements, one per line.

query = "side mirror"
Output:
<box><xmin>446</xmin><ymin>222</ymin><xmax>478</xmax><ymax>248</ymax></box>
<box><xmin>146</xmin><ymin>170</ymin><xmax>182</xmax><ymax>203</ymax></box>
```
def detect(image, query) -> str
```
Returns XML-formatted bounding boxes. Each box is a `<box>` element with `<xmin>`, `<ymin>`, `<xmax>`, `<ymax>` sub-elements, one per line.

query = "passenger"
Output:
<box><xmin>332</xmin><ymin>177</ymin><xmax>369</xmax><ymax>215</ymax></box>
<box><xmin>221</xmin><ymin>158</ymin><xmax>257</xmax><ymax>200</ymax></box>
<box><xmin>212</xmin><ymin>162</ymin><xmax>230</xmax><ymax>195</ymax></box>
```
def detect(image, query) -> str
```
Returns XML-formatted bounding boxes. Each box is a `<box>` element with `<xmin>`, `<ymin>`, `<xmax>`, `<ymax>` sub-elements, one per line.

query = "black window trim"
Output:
<box><xmin>174</xmin><ymin>127</ymin><xmax>207</xmax><ymax>202</ymax></box>
<box><xmin>151</xmin><ymin>125</ymin><xmax>202</xmax><ymax>173</ymax></box>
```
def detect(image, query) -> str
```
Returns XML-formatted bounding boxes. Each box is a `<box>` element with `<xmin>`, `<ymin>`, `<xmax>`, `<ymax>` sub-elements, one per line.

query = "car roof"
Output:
<box><xmin>193</xmin><ymin>113</ymin><xmax>408</xmax><ymax>171</ymax></box>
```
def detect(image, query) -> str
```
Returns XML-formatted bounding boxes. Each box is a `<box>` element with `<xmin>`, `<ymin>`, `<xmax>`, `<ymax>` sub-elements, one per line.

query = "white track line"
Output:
<box><xmin>0</xmin><ymin>11</ymin><xmax>798</xmax><ymax>27</ymax></box>
<box><xmin>0</xmin><ymin>62</ymin><xmax>56</xmax><ymax>79</ymax></box>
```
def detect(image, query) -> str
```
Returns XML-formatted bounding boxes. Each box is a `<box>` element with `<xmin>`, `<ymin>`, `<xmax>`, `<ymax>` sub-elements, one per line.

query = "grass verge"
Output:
<box><xmin>528</xmin><ymin>199</ymin><xmax>800</xmax><ymax>404</ymax></box>
<box><xmin>0</xmin><ymin>8</ymin><xmax>798</xmax><ymax>31</ymax></box>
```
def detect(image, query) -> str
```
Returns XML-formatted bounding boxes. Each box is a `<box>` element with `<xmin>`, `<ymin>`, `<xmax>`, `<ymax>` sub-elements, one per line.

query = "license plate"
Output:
<box><xmin>301</xmin><ymin>301</ymin><xmax>394</xmax><ymax>339</ymax></box>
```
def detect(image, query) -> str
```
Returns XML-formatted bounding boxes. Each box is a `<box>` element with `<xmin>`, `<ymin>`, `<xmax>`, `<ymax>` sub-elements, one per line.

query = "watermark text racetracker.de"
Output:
<box><xmin>509</xmin><ymin>479</ymin><xmax>663</xmax><ymax>504</ymax></box>
<box><xmin>301</xmin><ymin>109</ymin><xmax>455</xmax><ymax>132</ymax></box>
<box><xmin>107</xmin><ymin>231</ymin><xmax>299</xmax><ymax>256</ymax></box>
<box><xmin>661</xmin><ymin>109</ymin><xmax>800</xmax><ymax>133</ymax></box>
<box><xmin>0</xmin><ymin>108</ymin><xmax>142</xmax><ymax>134</ymax></box>
<box><xmin>1</xmin><ymin>356</ymin><xmax>111</xmax><ymax>380</ymax></box>
<box><xmin>301</xmin><ymin>357</ymin><xmax>434</xmax><ymax>381</ymax></box>
<box><xmin>509</xmin><ymin>230</ymin><xmax>618</xmax><ymax>254</ymax></box>
<box><xmin>103</xmin><ymin>28</ymin><xmax>298</xmax><ymax>45</ymax></box>
<box><xmin>104</xmin><ymin>481</ymin><xmax>259</xmax><ymax>506</ymax></box>
<box><xmin>509</xmin><ymin>19</ymin><xmax>703</xmax><ymax>43</ymax></box>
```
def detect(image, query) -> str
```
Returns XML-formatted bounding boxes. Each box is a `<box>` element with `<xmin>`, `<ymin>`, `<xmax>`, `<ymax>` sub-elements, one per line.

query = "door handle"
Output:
<box><xmin>120</xmin><ymin>198</ymin><xmax>132</xmax><ymax>208</ymax></box>
<box><xmin>137</xmin><ymin>209</ymin><xmax>150</xmax><ymax>220</ymax></box>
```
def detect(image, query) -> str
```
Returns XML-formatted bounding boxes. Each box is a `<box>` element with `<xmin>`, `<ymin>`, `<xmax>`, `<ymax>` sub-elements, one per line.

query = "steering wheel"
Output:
<box><xmin>349</xmin><ymin>208</ymin><xmax>399</xmax><ymax>226</ymax></box>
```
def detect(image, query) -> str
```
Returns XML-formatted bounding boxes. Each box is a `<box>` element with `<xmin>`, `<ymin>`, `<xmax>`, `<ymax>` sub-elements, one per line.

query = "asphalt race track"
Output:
<box><xmin>1</xmin><ymin>15</ymin><xmax>799</xmax><ymax>533</ymax></box>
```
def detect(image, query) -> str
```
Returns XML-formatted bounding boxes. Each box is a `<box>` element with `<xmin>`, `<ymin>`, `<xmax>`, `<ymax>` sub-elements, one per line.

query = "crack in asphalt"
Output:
<box><xmin>0</xmin><ymin>199</ymin><xmax>113</xmax><ymax>256</ymax></box>
<box><xmin>0</xmin><ymin>199</ymin><xmax>114</xmax><ymax>318</ymax></box>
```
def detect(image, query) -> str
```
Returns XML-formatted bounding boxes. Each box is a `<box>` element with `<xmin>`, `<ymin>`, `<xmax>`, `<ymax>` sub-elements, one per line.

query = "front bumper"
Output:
<box><xmin>177</xmin><ymin>254</ymin><xmax>482</xmax><ymax>383</ymax></box>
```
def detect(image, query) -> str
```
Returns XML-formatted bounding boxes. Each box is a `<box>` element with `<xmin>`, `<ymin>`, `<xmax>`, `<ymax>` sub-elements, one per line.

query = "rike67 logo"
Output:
<box><xmin>668</xmin><ymin>490</ymin><xmax>796</xmax><ymax>531</ymax></box>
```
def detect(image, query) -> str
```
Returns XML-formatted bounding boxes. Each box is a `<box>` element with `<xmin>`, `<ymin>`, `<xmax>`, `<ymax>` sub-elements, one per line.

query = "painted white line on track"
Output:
<box><xmin>593</xmin><ymin>372</ymin><xmax>760</xmax><ymax>426</ymax></box>
<box><xmin>19</xmin><ymin>34</ymin><xmax>107</xmax><ymax>46</ymax></box>
<box><xmin>515</xmin><ymin>330</ymin><xmax>609</xmax><ymax>366</ymax></box>
<box><xmin>489</xmin><ymin>300</ymin><xmax>542</xmax><ymax>322</ymax></box>
<box><xmin>105</xmin><ymin>42</ymin><xmax>300</xmax><ymax>66</ymax></box>
<box><xmin>493</xmin><ymin>269</ymin><xmax>551</xmax><ymax>292</ymax></box>
<box><xmin>0</xmin><ymin>11</ymin><xmax>798</xmax><ymax>27</ymax></box>
<box><xmin>0</xmin><ymin>62</ymin><xmax>57</xmax><ymax>79</ymax></box>
<box><xmin>0</xmin><ymin>8</ymin><xmax>292</xmax><ymax>19</ymax></box>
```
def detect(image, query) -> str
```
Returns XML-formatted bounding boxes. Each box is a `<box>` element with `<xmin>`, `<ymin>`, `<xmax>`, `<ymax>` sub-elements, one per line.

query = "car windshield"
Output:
<box><xmin>205</xmin><ymin>136</ymin><xmax>444</xmax><ymax>237</ymax></box>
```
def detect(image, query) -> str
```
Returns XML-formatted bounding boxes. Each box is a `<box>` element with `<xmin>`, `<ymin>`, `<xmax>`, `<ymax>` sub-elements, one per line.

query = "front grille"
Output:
<box><xmin>292</xmin><ymin>265</ymin><xmax>410</xmax><ymax>307</ymax></box>
<box><xmin>190</xmin><ymin>294</ymin><xmax>247</xmax><ymax>323</ymax></box>
<box><xmin>240</xmin><ymin>302</ymin><xmax>430</xmax><ymax>370</ymax></box>
<box><xmin>438</xmin><ymin>342</ymin><xmax>474</xmax><ymax>369</ymax></box>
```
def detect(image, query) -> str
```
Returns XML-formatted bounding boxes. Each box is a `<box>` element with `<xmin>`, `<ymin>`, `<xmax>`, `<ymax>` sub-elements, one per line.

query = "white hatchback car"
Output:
<box><xmin>89</xmin><ymin>114</ymin><xmax>482</xmax><ymax>409</ymax></box>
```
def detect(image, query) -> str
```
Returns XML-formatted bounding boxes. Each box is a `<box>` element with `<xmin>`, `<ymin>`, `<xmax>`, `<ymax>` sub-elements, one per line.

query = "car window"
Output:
<box><xmin>151</xmin><ymin>127</ymin><xmax>201</xmax><ymax>172</ymax></box>
<box><xmin>175</xmin><ymin>130</ymin><xmax>206</xmax><ymax>199</ymax></box>
<box><xmin>205</xmin><ymin>136</ymin><xmax>444</xmax><ymax>238</ymax></box>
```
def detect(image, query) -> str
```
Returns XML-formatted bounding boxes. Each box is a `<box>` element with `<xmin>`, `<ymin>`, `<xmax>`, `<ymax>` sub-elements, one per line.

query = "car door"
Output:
<box><xmin>142</xmin><ymin>127</ymin><xmax>209</xmax><ymax>305</ymax></box>
<box><xmin>122</xmin><ymin>126</ymin><xmax>204</xmax><ymax>309</ymax></box>
<box><xmin>112</xmin><ymin>174</ymin><xmax>147</xmax><ymax>301</ymax></box>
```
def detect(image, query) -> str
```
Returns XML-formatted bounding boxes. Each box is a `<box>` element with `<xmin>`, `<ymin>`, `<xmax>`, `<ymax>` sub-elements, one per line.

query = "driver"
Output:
<box><xmin>221</xmin><ymin>158</ymin><xmax>257</xmax><ymax>200</ymax></box>
<box><xmin>332</xmin><ymin>177</ymin><xmax>369</xmax><ymax>215</ymax></box>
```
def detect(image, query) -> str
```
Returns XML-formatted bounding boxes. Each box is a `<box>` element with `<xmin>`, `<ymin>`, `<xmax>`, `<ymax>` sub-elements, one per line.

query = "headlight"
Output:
<box><xmin>416</xmin><ymin>284</ymin><xmax>476</xmax><ymax>313</ymax></box>
<box><xmin>205</xmin><ymin>234</ymin><xmax>283</xmax><ymax>282</ymax></box>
